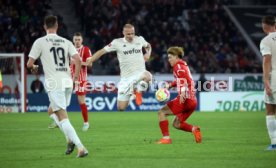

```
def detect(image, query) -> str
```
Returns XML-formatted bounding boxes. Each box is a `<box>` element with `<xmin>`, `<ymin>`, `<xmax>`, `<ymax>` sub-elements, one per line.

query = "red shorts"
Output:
<box><xmin>75</xmin><ymin>81</ymin><xmax>88</xmax><ymax>96</ymax></box>
<box><xmin>167</xmin><ymin>96</ymin><xmax>197</xmax><ymax>123</ymax></box>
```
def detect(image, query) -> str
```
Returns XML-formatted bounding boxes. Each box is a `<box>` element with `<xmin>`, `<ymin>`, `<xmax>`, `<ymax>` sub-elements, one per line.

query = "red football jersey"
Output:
<box><xmin>170</xmin><ymin>60</ymin><xmax>196</xmax><ymax>99</ymax></box>
<box><xmin>70</xmin><ymin>45</ymin><xmax>92</xmax><ymax>82</ymax></box>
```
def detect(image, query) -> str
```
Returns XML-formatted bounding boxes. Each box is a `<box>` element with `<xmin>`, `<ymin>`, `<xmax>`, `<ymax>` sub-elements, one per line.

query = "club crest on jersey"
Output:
<box><xmin>123</xmin><ymin>48</ymin><xmax>142</xmax><ymax>55</ymax></box>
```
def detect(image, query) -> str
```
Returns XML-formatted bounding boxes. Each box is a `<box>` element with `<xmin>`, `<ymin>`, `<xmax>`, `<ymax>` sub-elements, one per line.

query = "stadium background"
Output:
<box><xmin>1</xmin><ymin>0</ymin><xmax>274</xmax><ymax>113</ymax></box>
<box><xmin>1</xmin><ymin>1</ymin><xmax>276</xmax><ymax>168</ymax></box>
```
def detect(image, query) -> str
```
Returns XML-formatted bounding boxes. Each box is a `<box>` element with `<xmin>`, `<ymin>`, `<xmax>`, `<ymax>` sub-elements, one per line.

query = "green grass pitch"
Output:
<box><xmin>0</xmin><ymin>111</ymin><xmax>275</xmax><ymax>168</ymax></box>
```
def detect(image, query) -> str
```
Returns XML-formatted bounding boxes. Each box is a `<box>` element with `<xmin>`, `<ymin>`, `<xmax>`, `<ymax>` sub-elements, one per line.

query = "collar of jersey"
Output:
<box><xmin>46</xmin><ymin>33</ymin><xmax>58</xmax><ymax>36</ymax></box>
<box><xmin>123</xmin><ymin>37</ymin><xmax>134</xmax><ymax>43</ymax></box>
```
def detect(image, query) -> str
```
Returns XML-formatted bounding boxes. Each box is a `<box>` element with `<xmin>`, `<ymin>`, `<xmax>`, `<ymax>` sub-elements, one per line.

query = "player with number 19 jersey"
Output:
<box><xmin>29</xmin><ymin>34</ymin><xmax>78</xmax><ymax>91</ymax></box>
<box><xmin>70</xmin><ymin>46</ymin><xmax>92</xmax><ymax>95</ymax></box>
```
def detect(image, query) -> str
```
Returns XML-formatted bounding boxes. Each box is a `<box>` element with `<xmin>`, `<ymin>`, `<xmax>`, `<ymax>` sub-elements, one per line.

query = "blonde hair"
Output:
<box><xmin>123</xmin><ymin>23</ymin><xmax>134</xmax><ymax>29</ymax></box>
<box><xmin>167</xmin><ymin>46</ymin><xmax>184</xmax><ymax>58</ymax></box>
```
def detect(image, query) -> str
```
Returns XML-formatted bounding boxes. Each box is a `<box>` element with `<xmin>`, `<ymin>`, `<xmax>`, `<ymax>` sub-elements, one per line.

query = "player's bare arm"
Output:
<box><xmin>165</xmin><ymin>82</ymin><xmax>172</xmax><ymax>89</ymax></box>
<box><xmin>71</xmin><ymin>59</ymin><xmax>91</xmax><ymax>67</ymax></box>
<box><xmin>27</xmin><ymin>57</ymin><xmax>39</xmax><ymax>74</ymax></box>
<box><xmin>86</xmin><ymin>48</ymin><xmax>106</xmax><ymax>65</ymax></box>
<box><xmin>72</xmin><ymin>53</ymin><xmax>81</xmax><ymax>82</ymax></box>
<box><xmin>167</xmin><ymin>80</ymin><xmax>176</xmax><ymax>89</ymax></box>
<box><xmin>81</xmin><ymin>61</ymin><xmax>91</xmax><ymax>66</ymax></box>
<box><xmin>263</xmin><ymin>54</ymin><xmax>272</xmax><ymax>96</ymax></box>
<box><xmin>143</xmin><ymin>44</ymin><xmax>152</xmax><ymax>61</ymax></box>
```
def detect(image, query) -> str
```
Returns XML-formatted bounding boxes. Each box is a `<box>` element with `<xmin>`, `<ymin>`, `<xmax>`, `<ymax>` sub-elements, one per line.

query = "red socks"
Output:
<box><xmin>159</xmin><ymin>120</ymin><xmax>192</xmax><ymax>137</ymax></box>
<box><xmin>180</xmin><ymin>122</ymin><xmax>193</xmax><ymax>132</ymax></box>
<box><xmin>80</xmin><ymin>103</ymin><xmax>88</xmax><ymax>123</ymax></box>
<box><xmin>159</xmin><ymin>120</ymin><xmax>169</xmax><ymax>136</ymax></box>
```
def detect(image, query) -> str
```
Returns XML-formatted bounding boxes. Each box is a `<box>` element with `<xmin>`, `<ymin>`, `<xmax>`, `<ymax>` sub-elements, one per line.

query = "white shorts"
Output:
<box><xmin>48</xmin><ymin>88</ymin><xmax>73</xmax><ymax>111</ymax></box>
<box><xmin>117</xmin><ymin>71</ymin><xmax>145</xmax><ymax>101</ymax></box>
<box><xmin>264</xmin><ymin>90</ymin><xmax>276</xmax><ymax>104</ymax></box>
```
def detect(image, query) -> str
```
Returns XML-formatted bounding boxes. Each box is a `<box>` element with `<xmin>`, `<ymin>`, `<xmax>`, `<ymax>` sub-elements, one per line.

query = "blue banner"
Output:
<box><xmin>24</xmin><ymin>92</ymin><xmax>199</xmax><ymax>112</ymax></box>
<box><xmin>27</xmin><ymin>94</ymin><xmax>49</xmax><ymax>112</ymax></box>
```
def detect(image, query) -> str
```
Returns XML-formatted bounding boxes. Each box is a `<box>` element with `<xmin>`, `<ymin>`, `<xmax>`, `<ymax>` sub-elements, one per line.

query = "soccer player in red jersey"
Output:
<box><xmin>71</xmin><ymin>32</ymin><xmax>92</xmax><ymax>131</ymax></box>
<box><xmin>156</xmin><ymin>46</ymin><xmax>202</xmax><ymax>144</ymax></box>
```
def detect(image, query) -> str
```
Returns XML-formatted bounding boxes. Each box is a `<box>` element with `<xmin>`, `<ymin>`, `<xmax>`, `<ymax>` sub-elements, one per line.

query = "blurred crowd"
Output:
<box><xmin>0</xmin><ymin>0</ymin><xmax>68</xmax><ymax>74</ymax></box>
<box><xmin>73</xmin><ymin>0</ymin><xmax>262</xmax><ymax>74</ymax></box>
<box><xmin>1</xmin><ymin>0</ymin><xmax>262</xmax><ymax>75</ymax></box>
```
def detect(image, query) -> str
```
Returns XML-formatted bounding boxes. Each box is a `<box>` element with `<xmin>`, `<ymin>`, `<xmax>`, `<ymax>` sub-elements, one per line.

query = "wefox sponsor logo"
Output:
<box><xmin>123</xmin><ymin>48</ymin><xmax>141</xmax><ymax>55</ymax></box>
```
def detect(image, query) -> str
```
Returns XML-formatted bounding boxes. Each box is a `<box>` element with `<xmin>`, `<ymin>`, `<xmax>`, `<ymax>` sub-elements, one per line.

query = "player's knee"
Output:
<box><xmin>117</xmin><ymin>100</ymin><xmax>129</xmax><ymax>111</ymax></box>
<box><xmin>48</xmin><ymin>107</ymin><xmax>53</xmax><ymax>116</ymax></box>
<box><xmin>172</xmin><ymin>121</ymin><xmax>179</xmax><ymax>129</ymax></box>
<box><xmin>77</xmin><ymin>96</ymin><xmax>85</xmax><ymax>104</ymax></box>
<box><xmin>117</xmin><ymin>107</ymin><xmax>126</xmax><ymax>111</ymax></box>
<box><xmin>117</xmin><ymin>105</ymin><xmax>127</xmax><ymax>111</ymax></box>
<box><xmin>158</xmin><ymin>110</ymin><xmax>165</xmax><ymax>117</ymax></box>
<box><xmin>144</xmin><ymin>71</ymin><xmax>152</xmax><ymax>82</ymax></box>
<box><xmin>172</xmin><ymin>122</ymin><xmax>177</xmax><ymax>128</ymax></box>
<box><xmin>141</xmin><ymin>71</ymin><xmax>152</xmax><ymax>82</ymax></box>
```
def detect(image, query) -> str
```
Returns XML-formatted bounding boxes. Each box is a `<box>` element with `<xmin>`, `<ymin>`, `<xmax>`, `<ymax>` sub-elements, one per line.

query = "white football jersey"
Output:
<box><xmin>260</xmin><ymin>32</ymin><xmax>276</xmax><ymax>89</ymax></box>
<box><xmin>29</xmin><ymin>34</ymin><xmax>78</xmax><ymax>91</ymax></box>
<box><xmin>104</xmin><ymin>36</ymin><xmax>149</xmax><ymax>78</ymax></box>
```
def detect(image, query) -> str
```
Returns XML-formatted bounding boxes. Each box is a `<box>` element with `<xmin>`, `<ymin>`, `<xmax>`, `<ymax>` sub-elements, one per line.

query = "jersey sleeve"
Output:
<box><xmin>68</xmin><ymin>41</ymin><xmax>78</xmax><ymax>57</ymax></box>
<box><xmin>28</xmin><ymin>39</ymin><xmax>41</xmax><ymax>60</ymax></box>
<box><xmin>260</xmin><ymin>38</ymin><xmax>271</xmax><ymax>56</ymax></box>
<box><xmin>104</xmin><ymin>39</ymin><xmax>117</xmax><ymax>52</ymax></box>
<box><xmin>139</xmin><ymin>36</ymin><xmax>149</xmax><ymax>47</ymax></box>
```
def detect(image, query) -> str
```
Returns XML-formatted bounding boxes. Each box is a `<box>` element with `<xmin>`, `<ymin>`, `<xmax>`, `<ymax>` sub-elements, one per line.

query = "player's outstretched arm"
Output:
<box><xmin>81</xmin><ymin>61</ymin><xmax>91</xmax><ymax>66</ymax></box>
<box><xmin>86</xmin><ymin>48</ymin><xmax>107</xmax><ymax>65</ymax></box>
<box><xmin>143</xmin><ymin>44</ymin><xmax>152</xmax><ymax>61</ymax></box>
<box><xmin>167</xmin><ymin>80</ymin><xmax>177</xmax><ymax>89</ymax></box>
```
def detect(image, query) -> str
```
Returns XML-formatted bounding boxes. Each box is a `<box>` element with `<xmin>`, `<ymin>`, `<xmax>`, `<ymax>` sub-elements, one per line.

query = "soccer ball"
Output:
<box><xmin>155</xmin><ymin>88</ymin><xmax>170</xmax><ymax>102</ymax></box>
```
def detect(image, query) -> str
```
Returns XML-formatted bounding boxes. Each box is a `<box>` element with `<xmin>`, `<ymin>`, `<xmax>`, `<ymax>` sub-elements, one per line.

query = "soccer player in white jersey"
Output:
<box><xmin>87</xmin><ymin>24</ymin><xmax>152</xmax><ymax>111</ymax></box>
<box><xmin>260</xmin><ymin>15</ymin><xmax>276</xmax><ymax>151</ymax></box>
<box><xmin>48</xmin><ymin>32</ymin><xmax>92</xmax><ymax>131</ymax></box>
<box><xmin>27</xmin><ymin>15</ymin><xmax>88</xmax><ymax>157</ymax></box>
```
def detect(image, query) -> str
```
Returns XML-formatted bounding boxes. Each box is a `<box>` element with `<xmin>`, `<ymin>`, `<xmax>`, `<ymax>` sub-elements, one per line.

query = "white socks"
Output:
<box><xmin>163</xmin><ymin>136</ymin><xmax>170</xmax><ymax>139</ymax></box>
<box><xmin>60</xmin><ymin>118</ymin><xmax>84</xmax><ymax>149</ymax></box>
<box><xmin>50</xmin><ymin>113</ymin><xmax>69</xmax><ymax>142</ymax></box>
<box><xmin>266</xmin><ymin>115</ymin><xmax>276</xmax><ymax>144</ymax></box>
<box><xmin>50</xmin><ymin>113</ymin><xmax>59</xmax><ymax>125</ymax></box>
